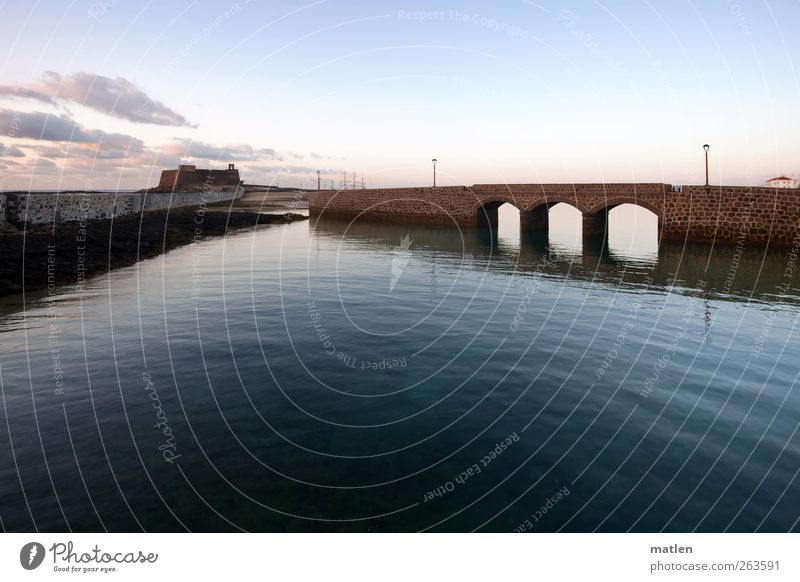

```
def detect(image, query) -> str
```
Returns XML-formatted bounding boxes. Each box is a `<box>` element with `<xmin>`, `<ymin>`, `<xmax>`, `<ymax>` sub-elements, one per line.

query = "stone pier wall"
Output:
<box><xmin>309</xmin><ymin>186</ymin><xmax>478</xmax><ymax>226</ymax></box>
<box><xmin>661</xmin><ymin>186</ymin><xmax>800</xmax><ymax>246</ymax></box>
<box><xmin>3</xmin><ymin>186</ymin><xmax>243</xmax><ymax>226</ymax></box>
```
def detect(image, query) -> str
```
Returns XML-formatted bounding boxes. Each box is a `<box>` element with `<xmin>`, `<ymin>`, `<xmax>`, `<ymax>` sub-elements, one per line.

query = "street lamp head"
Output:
<box><xmin>703</xmin><ymin>144</ymin><xmax>710</xmax><ymax>152</ymax></box>
<box><xmin>432</xmin><ymin>158</ymin><xmax>437</xmax><ymax>164</ymax></box>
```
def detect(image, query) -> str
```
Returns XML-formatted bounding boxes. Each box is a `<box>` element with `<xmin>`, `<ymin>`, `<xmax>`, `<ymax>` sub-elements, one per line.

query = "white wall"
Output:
<box><xmin>4</xmin><ymin>186</ymin><xmax>243</xmax><ymax>226</ymax></box>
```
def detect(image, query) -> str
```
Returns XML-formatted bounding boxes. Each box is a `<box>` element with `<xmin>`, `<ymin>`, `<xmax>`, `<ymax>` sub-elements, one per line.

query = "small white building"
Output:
<box><xmin>765</xmin><ymin>176</ymin><xmax>796</xmax><ymax>188</ymax></box>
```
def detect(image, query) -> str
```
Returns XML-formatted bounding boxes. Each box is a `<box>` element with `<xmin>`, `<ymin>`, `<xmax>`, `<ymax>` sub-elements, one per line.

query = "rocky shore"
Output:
<box><xmin>0</xmin><ymin>207</ymin><xmax>307</xmax><ymax>297</ymax></box>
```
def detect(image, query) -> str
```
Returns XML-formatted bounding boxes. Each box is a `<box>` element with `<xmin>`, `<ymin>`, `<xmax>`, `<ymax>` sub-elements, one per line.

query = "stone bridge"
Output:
<box><xmin>310</xmin><ymin>183</ymin><xmax>800</xmax><ymax>246</ymax></box>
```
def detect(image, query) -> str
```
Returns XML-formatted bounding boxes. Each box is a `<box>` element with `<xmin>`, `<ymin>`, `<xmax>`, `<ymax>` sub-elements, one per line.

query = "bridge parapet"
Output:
<box><xmin>471</xmin><ymin>182</ymin><xmax>670</xmax><ymax>195</ymax></box>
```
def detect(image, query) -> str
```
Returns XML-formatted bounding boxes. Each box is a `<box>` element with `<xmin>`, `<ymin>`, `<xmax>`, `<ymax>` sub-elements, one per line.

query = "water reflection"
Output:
<box><xmin>312</xmin><ymin>215</ymin><xmax>800</xmax><ymax>308</ymax></box>
<box><xmin>495</xmin><ymin>202</ymin><xmax>521</xmax><ymax>247</ymax></box>
<box><xmin>2</xmin><ymin>213</ymin><xmax>799</xmax><ymax>532</ymax></box>
<box><xmin>547</xmin><ymin>203</ymin><xmax>583</xmax><ymax>256</ymax></box>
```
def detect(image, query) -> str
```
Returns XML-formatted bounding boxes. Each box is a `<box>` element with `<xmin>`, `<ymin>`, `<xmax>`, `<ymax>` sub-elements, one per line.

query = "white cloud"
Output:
<box><xmin>0</xmin><ymin>143</ymin><xmax>25</xmax><ymax>157</ymax></box>
<box><xmin>161</xmin><ymin>139</ymin><xmax>280</xmax><ymax>162</ymax></box>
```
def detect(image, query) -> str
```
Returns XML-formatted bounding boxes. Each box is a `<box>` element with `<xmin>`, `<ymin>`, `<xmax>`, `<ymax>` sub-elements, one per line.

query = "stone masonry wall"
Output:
<box><xmin>3</xmin><ymin>186</ymin><xmax>243</xmax><ymax>226</ymax></box>
<box><xmin>661</xmin><ymin>186</ymin><xmax>800</xmax><ymax>246</ymax></box>
<box><xmin>310</xmin><ymin>186</ymin><xmax>479</xmax><ymax>225</ymax></box>
<box><xmin>157</xmin><ymin>167</ymin><xmax>240</xmax><ymax>191</ymax></box>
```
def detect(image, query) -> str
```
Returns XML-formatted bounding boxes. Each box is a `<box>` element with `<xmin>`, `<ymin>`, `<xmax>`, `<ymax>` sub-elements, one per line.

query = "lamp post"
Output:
<box><xmin>703</xmin><ymin>144</ymin><xmax>710</xmax><ymax>186</ymax></box>
<box><xmin>432</xmin><ymin>158</ymin><xmax>437</xmax><ymax>187</ymax></box>
<box><xmin>316</xmin><ymin>170</ymin><xmax>320</xmax><ymax>191</ymax></box>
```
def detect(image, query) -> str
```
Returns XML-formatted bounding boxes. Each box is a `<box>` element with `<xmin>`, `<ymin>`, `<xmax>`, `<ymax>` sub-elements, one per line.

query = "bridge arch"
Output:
<box><xmin>474</xmin><ymin>196</ymin><xmax>587</xmax><ymax>233</ymax></box>
<box><xmin>583</xmin><ymin>197</ymin><xmax>663</xmax><ymax>238</ymax></box>
<box><xmin>474</xmin><ymin>196</ymin><xmax>524</xmax><ymax>230</ymax></box>
<box><xmin>473</xmin><ymin>196</ymin><xmax>523</xmax><ymax>213</ymax></box>
<box><xmin>585</xmin><ymin>197</ymin><xmax>663</xmax><ymax>219</ymax></box>
<box><xmin>522</xmin><ymin>196</ymin><xmax>581</xmax><ymax>214</ymax></box>
<box><xmin>471</xmin><ymin>193</ymin><xmax>665</xmax><ymax>238</ymax></box>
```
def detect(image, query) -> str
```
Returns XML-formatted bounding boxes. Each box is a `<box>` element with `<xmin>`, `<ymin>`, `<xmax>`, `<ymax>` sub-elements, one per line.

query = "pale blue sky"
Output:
<box><xmin>0</xmin><ymin>0</ymin><xmax>797</xmax><ymax>189</ymax></box>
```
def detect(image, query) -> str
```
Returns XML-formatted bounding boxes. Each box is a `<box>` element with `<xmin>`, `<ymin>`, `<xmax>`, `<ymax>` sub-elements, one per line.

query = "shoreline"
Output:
<box><xmin>0</xmin><ymin>206</ymin><xmax>307</xmax><ymax>298</ymax></box>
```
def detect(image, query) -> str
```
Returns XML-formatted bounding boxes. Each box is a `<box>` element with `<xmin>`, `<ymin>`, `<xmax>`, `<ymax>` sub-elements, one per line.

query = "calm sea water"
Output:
<box><xmin>1</xmin><ymin>204</ymin><xmax>799</xmax><ymax>532</ymax></box>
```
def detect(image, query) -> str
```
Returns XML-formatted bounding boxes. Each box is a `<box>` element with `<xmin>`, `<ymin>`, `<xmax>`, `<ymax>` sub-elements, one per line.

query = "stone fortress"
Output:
<box><xmin>149</xmin><ymin>163</ymin><xmax>241</xmax><ymax>193</ymax></box>
<box><xmin>0</xmin><ymin>164</ymin><xmax>243</xmax><ymax>227</ymax></box>
<box><xmin>310</xmin><ymin>182</ymin><xmax>800</xmax><ymax>247</ymax></box>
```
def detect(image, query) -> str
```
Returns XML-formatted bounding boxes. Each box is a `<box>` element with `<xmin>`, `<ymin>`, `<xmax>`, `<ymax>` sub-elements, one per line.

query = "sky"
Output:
<box><xmin>0</xmin><ymin>0</ymin><xmax>797</xmax><ymax>190</ymax></box>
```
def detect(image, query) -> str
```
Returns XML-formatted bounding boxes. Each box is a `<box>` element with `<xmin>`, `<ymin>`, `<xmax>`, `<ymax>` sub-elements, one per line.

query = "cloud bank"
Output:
<box><xmin>0</xmin><ymin>71</ymin><xmax>195</xmax><ymax>127</ymax></box>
